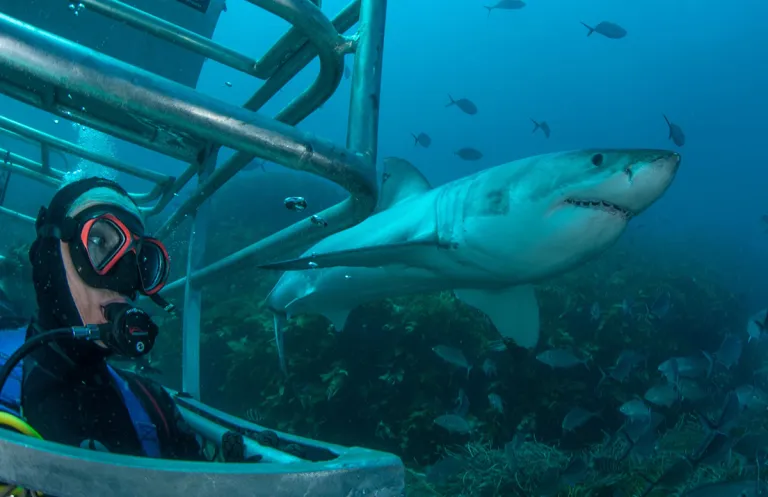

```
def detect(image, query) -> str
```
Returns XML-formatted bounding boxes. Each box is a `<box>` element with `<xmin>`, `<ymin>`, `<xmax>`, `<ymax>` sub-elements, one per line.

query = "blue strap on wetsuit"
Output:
<box><xmin>0</xmin><ymin>326</ymin><xmax>161</xmax><ymax>458</ymax></box>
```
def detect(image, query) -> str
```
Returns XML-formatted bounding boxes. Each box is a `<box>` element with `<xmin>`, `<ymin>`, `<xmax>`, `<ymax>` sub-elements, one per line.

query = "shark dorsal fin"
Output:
<box><xmin>376</xmin><ymin>157</ymin><xmax>431</xmax><ymax>212</ymax></box>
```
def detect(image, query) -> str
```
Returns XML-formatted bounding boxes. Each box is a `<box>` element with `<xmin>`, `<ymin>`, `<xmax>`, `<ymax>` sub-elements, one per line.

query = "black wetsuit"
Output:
<box><xmin>20</xmin><ymin>327</ymin><xmax>204</xmax><ymax>460</ymax></box>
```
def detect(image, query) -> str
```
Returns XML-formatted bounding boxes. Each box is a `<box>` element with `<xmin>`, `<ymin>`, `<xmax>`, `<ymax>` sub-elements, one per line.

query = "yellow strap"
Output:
<box><xmin>0</xmin><ymin>412</ymin><xmax>44</xmax><ymax>496</ymax></box>
<box><xmin>0</xmin><ymin>413</ymin><xmax>42</xmax><ymax>440</ymax></box>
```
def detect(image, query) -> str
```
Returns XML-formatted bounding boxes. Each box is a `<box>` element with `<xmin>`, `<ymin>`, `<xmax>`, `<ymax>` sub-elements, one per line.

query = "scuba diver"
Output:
<box><xmin>0</xmin><ymin>176</ymin><xmax>215</xmax><ymax>462</ymax></box>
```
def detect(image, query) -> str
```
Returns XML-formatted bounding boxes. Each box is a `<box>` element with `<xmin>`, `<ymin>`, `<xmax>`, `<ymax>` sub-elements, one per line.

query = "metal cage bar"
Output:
<box><xmin>0</xmin><ymin>1</ymin><xmax>396</xmax><ymax>493</ymax></box>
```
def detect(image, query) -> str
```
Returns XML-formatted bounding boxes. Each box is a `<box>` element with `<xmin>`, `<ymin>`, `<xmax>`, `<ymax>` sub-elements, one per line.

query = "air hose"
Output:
<box><xmin>0</xmin><ymin>326</ymin><xmax>100</xmax><ymax>399</ymax></box>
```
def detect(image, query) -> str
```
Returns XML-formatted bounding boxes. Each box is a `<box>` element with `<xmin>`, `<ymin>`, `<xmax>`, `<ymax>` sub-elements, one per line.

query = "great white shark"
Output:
<box><xmin>262</xmin><ymin>149</ymin><xmax>681</xmax><ymax>371</ymax></box>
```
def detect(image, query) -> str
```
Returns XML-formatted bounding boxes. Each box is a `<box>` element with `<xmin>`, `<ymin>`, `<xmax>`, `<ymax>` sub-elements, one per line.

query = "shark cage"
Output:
<box><xmin>0</xmin><ymin>0</ymin><xmax>402</xmax><ymax>496</ymax></box>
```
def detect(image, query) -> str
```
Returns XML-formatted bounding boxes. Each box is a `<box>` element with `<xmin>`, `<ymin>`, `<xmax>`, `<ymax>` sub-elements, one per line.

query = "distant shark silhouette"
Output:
<box><xmin>262</xmin><ymin>150</ymin><xmax>681</xmax><ymax>372</ymax></box>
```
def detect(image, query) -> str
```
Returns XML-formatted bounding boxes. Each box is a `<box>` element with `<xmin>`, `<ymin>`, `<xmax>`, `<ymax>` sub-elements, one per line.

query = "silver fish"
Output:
<box><xmin>619</xmin><ymin>399</ymin><xmax>651</xmax><ymax>420</ymax></box>
<box><xmin>747</xmin><ymin>309</ymin><xmax>767</xmax><ymax>342</ymax></box>
<box><xmin>537</xmin><ymin>348</ymin><xmax>588</xmax><ymax>369</ymax></box>
<box><xmin>482</xmin><ymin>358</ymin><xmax>497</xmax><ymax>377</ymax></box>
<box><xmin>644</xmin><ymin>383</ymin><xmax>678</xmax><ymax>408</ymax></box>
<box><xmin>434</xmin><ymin>414</ymin><xmax>471</xmax><ymax>434</ymax></box>
<box><xmin>445</xmin><ymin>95</ymin><xmax>477</xmax><ymax>115</ymax></box>
<box><xmin>530</xmin><ymin>118</ymin><xmax>550</xmax><ymax>138</ymax></box>
<box><xmin>580</xmin><ymin>21</ymin><xmax>627</xmax><ymax>39</ymax></box>
<box><xmin>678</xmin><ymin>378</ymin><xmax>708</xmax><ymax>402</ymax></box>
<box><xmin>411</xmin><ymin>132</ymin><xmax>431</xmax><ymax>148</ymax></box>
<box><xmin>432</xmin><ymin>345</ymin><xmax>472</xmax><ymax>376</ymax></box>
<box><xmin>659</xmin><ymin>352</ymin><xmax>712</xmax><ymax>379</ymax></box>
<box><xmin>590</xmin><ymin>301</ymin><xmax>601</xmax><ymax>321</ymax></box>
<box><xmin>484</xmin><ymin>0</ymin><xmax>525</xmax><ymax>16</ymax></box>
<box><xmin>735</xmin><ymin>384</ymin><xmax>768</xmax><ymax>411</ymax></box>
<box><xmin>488</xmin><ymin>393</ymin><xmax>504</xmax><ymax>413</ymax></box>
<box><xmin>714</xmin><ymin>333</ymin><xmax>742</xmax><ymax>370</ymax></box>
<box><xmin>562</xmin><ymin>407</ymin><xmax>600</xmax><ymax>432</ymax></box>
<box><xmin>454</xmin><ymin>147</ymin><xmax>483</xmax><ymax>161</ymax></box>
<box><xmin>663</xmin><ymin>114</ymin><xmax>686</xmax><ymax>147</ymax></box>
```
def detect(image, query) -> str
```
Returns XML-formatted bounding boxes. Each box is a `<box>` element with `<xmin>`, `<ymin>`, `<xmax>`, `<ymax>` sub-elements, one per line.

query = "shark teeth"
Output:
<box><xmin>565</xmin><ymin>198</ymin><xmax>632</xmax><ymax>218</ymax></box>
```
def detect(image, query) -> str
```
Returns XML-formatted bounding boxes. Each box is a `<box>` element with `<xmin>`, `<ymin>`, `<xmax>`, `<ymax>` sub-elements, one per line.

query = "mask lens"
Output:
<box><xmin>138</xmin><ymin>240</ymin><xmax>169</xmax><ymax>293</ymax></box>
<box><xmin>85</xmin><ymin>218</ymin><xmax>126</xmax><ymax>271</ymax></box>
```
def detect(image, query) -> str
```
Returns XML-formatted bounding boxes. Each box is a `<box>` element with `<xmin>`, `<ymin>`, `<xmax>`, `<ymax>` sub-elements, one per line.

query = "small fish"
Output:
<box><xmin>580</xmin><ymin>21</ymin><xmax>627</xmax><ymax>39</ymax></box>
<box><xmin>747</xmin><ymin>309</ymin><xmax>767</xmax><ymax>342</ymax></box>
<box><xmin>530</xmin><ymin>118</ymin><xmax>550</xmax><ymax>138</ymax></box>
<box><xmin>432</xmin><ymin>345</ymin><xmax>472</xmax><ymax>376</ymax></box>
<box><xmin>649</xmin><ymin>290</ymin><xmax>671</xmax><ymax>319</ymax></box>
<box><xmin>699</xmin><ymin>391</ymin><xmax>741</xmax><ymax>433</ymax></box>
<box><xmin>445</xmin><ymin>95</ymin><xmax>477</xmax><ymax>115</ymax></box>
<box><xmin>536</xmin><ymin>348</ymin><xmax>588</xmax><ymax>369</ymax></box>
<box><xmin>411</xmin><ymin>132</ymin><xmax>431</xmax><ymax>148</ymax></box>
<box><xmin>678</xmin><ymin>378</ymin><xmax>708</xmax><ymax>402</ymax></box>
<box><xmin>434</xmin><ymin>414</ymin><xmax>472</xmax><ymax>434</ymax></box>
<box><xmin>660</xmin><ymin>357</ymin><xmax>679</xmax><ymax>386</ymax></box>
<box><xmin>590</xmin><ymin>301</ymin><xmax>601</xmax><ymax>321</ymax></box>
<box><xmin>644</xmin><ymin>383</ymin><xmax>678</xmax><ymax>408</ymax></box>
<box><xmin>735</xmin><ymin>384</ymin><xmax>768</xmax><ymax>411</ymax></box>
<box><xmin>454</xmin><ymin>147</ymin><xmax>483</xmax><ymax>161</ymax></box>
<box><xmin>488</xmin><ymin>393</ymin><xmax>504</xmax><ymax>413</ymax></box>
<box><xmin>597</xmin><ymin>351</ymin><xmax>643</xmax><ymax>389</ymax></box>
<box><xmin>663</xmin><ymin>114</ymin><xmax>686</xmax><ymax>147</ymax></box>
<box><xmin>619</xmin><ymin>399</ymin><xmax>651</xmax><ymax>420</ymax></box>
<box><xmin>620</xmin><ymin>298</ymin><xmax>634</xmax><ymax>317</ymax></box>
<box><xmin>714</xmin><ymin>334</ymin><xmax>742</xmax><ymax>370</ymax></box>
<box><xmin>621</xmin><ymin>411</ymin><xmax>665</xmax><ymax>443</ymax></box>
<box><xmin>484</xmin><ymin>0</ymin><xmax>525</xmax><ymax>16</ymax></box>
<box><xmin>343</xmin><ymin>65</ymin><xmax>351</xmax><ymax>79</ymax></box>
<box><xmin>485</xmin><ymin>339</ymin><xmax>507</xmax><ymax>352</ymax></box>
<box><xmin>453</xmin><ymin>388</ymin><xmax>470</xmax><ymax>417</ymax></box>
<box><xmin>659</xmin><ymin>352</ymin><xmax>713</xmax><ymax>379</ymax></box>
<box><xmin>284</xmin><ymin>196</ymin><xmax>307</xmax><ymax>211</ymax></box>
<box><xmin>562</xmin><ymin>407</ymin><xmax>600</xmax><ymax>432</ymax></box>
<box><xmin>481</xmin><ymin>358</ymin><xmax>497</xmax><ymax>377</ymax></box>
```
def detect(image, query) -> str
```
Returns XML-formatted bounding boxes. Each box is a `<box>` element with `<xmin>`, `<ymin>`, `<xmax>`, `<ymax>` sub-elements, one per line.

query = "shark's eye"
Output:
<box><xmin>591</xmin><ymin>153</ymin><xmax>604</xmax><ymax>167</ymax></box>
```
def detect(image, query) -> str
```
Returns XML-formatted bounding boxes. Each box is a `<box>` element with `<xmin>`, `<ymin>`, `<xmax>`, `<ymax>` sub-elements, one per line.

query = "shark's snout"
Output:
<box><xmin>622</xmin><ymin>150</ymin><xmax>680</xmax><ymax>214</ymax></box>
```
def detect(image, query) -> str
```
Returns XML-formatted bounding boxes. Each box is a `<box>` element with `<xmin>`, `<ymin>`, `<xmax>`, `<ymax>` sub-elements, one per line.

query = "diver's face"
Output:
<box><xmin>62</xmin><ymin>198</ymin><xmax>142</xmax><ymax>329</ymax></box>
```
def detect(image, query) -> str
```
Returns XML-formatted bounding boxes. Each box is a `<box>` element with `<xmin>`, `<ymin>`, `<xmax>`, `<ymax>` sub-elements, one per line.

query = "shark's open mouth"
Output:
<box><xmin>565</xmin><ymin>198</ymin><xmax>633</xmax><ymax>218</ymax></box>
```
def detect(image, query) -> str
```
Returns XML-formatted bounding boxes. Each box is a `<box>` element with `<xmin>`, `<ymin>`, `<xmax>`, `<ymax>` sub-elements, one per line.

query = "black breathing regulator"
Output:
<box><xmin>0</xmin><ymin>304</ymin><xmax>159</xmax><ymax>397</ymax></box>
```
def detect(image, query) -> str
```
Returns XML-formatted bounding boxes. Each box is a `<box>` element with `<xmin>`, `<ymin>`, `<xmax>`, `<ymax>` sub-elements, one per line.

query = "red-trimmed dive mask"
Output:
<box><xmin>60</xmin><ymin>205</ymin><xmax>170</xmax><ymax>299</ymax></box>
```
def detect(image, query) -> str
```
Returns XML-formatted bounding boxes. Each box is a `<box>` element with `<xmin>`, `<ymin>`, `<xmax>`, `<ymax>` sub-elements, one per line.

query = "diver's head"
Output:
<box><xmin>29</xmin><ymin>176</ymin><xmax>170</xmax><ymax>358</ymax></box>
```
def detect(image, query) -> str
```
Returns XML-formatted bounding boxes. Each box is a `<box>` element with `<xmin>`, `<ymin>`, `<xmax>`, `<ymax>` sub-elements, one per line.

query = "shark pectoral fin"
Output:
<box><xmin>323</xmin><ymin>309</ymin><xmax>351</xmax><ymax>332</ymax></box>
<box><xmin>454</xmin><ymin>285</ymin><xmax>540</xmax><ymax>349</ymax></box>
<box><xmin>258</xmin><ymin>240</ymin><xmax>439</xmax><ymax>271</ymax></box>
<box><xmin>273</xmin><ymin>313</ymin><xmax>288</xmax><ymax>374</ymax></box>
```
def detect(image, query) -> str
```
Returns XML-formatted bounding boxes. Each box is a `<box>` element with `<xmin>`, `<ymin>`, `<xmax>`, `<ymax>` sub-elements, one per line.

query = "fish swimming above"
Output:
<box><xmin>580</xmin><ymin>21</ymin><xmax>627</xmax><ymax>39</ymax></box>
<box><xmin>262</xmin><ymin>150</ymin><xmax>681</xmax><ymax>371</ymax></box>
<box><xmin>663</xmin><ymin>114</ymin><xmax>686</xmax><ymax>147</ymax></box>
<box><xmin>530</xmin><ymin>118</ymin><xmax>550</xmax><ymax>138</ymax></box>
<box><xmin>484</xmin><ymin>0</ymin><xmax>526</xmax><ymax>16</ymax></box>
<box><xmin>445</xmin><ymin>95</ymin><xmax>477</xmax><ymax>115</ymax></box>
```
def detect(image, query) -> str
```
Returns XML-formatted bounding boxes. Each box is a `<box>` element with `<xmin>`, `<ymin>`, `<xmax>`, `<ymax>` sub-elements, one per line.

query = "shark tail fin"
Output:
<box><xmin>530</xmin><ymin>118</ymin><xmax>540</xmax><ymax>133</ymax></box>
<box><xmin>273</xmin><ymin>313</ymin><xmax>288</xmax><ymax>375</ymax></box>
<box><xmin>411</xmin><ymin>133</ymin><xmax>419</xmax><ymax>146</ymax></box>
<box><xmin>446</xmin><ymin>95</ymin><xmax>455</xmax><ymax>107</ymax></box>
<box><xmin>580</xmin><ymin>21</ymin><xmax>595</xmax><ymax>36</ymax></box>
<box><xmin>484</xmin><ymin>6</ymin><xmax>493</xmax><ymax>17</ymax></box>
